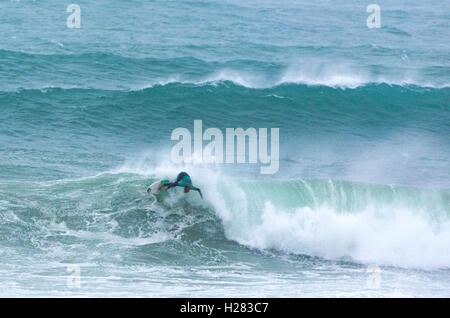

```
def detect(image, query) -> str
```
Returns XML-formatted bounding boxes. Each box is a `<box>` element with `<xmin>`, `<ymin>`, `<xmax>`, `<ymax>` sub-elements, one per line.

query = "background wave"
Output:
<box><xmin>1</xmin><ymin>49</ymin><xmax>449</xmax><ymax>91</ymax></box>
<box><xmin>1</xmin><ymin>82</ymin><xmax>448</xmax><ymax>187</ymax></box>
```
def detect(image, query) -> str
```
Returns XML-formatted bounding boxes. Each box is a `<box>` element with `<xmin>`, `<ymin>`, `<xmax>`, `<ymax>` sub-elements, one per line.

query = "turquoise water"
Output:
<box><xmin>0</xmin><ymin>0</ymin><xmax>449</xmax><ymax>297</ymax></box>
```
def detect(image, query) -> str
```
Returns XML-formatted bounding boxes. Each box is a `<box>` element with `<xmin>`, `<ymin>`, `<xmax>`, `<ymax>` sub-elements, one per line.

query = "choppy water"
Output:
<box><xmin>0</xmin><ymin>0</ymin><xmax>449</xmax><ymax>297</ymax></box>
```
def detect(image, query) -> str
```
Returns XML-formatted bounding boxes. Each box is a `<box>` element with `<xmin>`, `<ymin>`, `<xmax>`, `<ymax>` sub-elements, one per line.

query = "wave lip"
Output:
<box><xmin>125</xmin><ymin>63</ymin><xmax>450</xmax><ymax>90</ymax></box>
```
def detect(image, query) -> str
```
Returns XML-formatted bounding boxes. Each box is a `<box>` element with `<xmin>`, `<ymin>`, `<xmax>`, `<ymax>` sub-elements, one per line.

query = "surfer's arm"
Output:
<box><xmin>164</xmin><ymin>181</ymin><xmax>178</xmax><ymax>189</ymax></box>
<box><xmin>192</xmin><ymin>187</ymin><xmax>203</xmax><ymax>200</ymax></box>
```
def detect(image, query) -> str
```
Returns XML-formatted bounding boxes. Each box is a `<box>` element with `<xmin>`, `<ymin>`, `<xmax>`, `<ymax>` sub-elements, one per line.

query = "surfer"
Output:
<box><xmin>160</xmin><ymin>172</ymin><xmax>203</xmax><ymax>200</ymax></box>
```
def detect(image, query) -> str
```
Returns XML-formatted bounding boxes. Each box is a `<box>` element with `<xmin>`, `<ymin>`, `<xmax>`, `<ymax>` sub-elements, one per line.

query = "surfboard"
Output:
<box><xmin>147</xmin><ymin>179</ymin><xmax>170</xmax><ymax>195</ymax></box>
<box><xmin>147</xmin><ymin>181</ymin><xmax>161</xmax><ymax>195</ymax></box>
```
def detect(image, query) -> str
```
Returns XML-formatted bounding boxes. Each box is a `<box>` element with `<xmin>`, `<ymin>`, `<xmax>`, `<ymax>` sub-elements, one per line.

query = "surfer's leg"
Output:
<box><xmin>165</xmin><ymin>172</ymin><xmax>188</xmax><ymax>189</ymax></box>
<box><xmin>164</xmin><ymin>181</ymin><xmax>178</xmax><ymax>189</ymax></box>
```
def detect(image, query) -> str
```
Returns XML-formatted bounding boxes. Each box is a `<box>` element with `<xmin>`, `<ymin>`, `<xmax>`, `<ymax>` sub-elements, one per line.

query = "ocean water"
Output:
<box><xmin>0</xmin><ymin>0</ymin><xmax>449</xmax><ymax>297</ymax></box>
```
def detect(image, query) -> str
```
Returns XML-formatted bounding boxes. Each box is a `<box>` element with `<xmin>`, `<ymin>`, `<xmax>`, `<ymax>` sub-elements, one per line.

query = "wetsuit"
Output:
<box><xmin>164</xmin><ymin>172</ymin><xmax>203</xmax><ymax>199</ymax></box>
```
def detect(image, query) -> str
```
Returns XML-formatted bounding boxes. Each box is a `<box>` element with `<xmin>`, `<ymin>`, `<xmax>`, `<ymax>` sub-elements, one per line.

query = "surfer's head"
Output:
<box><xmin>184</xmin><ymin>186</ymin><xmax>190</xmax><ymax>193</ymax></box>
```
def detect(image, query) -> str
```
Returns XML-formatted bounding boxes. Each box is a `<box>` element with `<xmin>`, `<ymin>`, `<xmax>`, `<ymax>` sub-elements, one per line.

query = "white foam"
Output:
<box><xmin>213</xmin><ymin>187</ymin><xmax>450</xmax><ymax>270</ymax></box>
<box><xmin>49</xmin><ymin>221</ymin><xmax>170</xmax><ymax>247</ymax></box>
<box><xmin>277</xmin><ymin>61</ymin><xmax>369</xmax><ymax>88</ymax></box>
<box><xmin>200</xmin><ymin>69</ymin><xmax>268</xmax><ymax>88</ymax></box>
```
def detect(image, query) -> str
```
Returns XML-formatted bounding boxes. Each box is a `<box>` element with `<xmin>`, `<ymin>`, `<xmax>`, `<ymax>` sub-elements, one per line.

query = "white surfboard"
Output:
<box><xmin>147</xmin><ymin>181</ymin><xmax>162</xmax><ymax>195</ymax></box>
